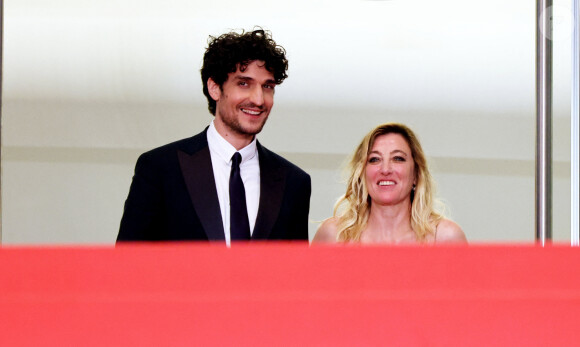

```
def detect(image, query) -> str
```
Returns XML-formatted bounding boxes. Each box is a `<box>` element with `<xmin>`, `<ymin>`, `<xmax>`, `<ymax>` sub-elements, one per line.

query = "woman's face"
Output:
<box><xmin>365</xmin><ymin>133</ymin><xmax>416</xmax><ymax>207</ymax></box>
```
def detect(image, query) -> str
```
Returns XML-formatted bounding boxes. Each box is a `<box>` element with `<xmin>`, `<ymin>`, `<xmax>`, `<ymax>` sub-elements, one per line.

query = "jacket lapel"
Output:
<box><xmin>252</xmin><ymin>142</ymin><xmax>286</xmax><ymax>240</ymax></box>
<box><xmin>177</xmin><ymin>131</ymin><xmax>225</xmax><ymax>241</ymax></box>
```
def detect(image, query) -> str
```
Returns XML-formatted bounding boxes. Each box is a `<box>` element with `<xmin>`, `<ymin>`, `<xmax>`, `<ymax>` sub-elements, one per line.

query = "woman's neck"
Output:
<box><xmin>361</xmin><ymin>202</ymin><xmax>416</xmax><ymax>244</ymax></box>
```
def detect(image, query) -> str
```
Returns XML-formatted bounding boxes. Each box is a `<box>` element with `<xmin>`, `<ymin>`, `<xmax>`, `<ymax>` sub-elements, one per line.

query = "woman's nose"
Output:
<box><xmin>380</xmin><ymin>161</ymin><xmax>391</xmax><ymax>174</ymax></box>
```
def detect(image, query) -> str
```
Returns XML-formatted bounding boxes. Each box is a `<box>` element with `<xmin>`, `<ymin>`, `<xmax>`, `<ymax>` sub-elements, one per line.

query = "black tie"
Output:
<box><xmin>229</xmin><ymin>152</ymin><xmax>251</xmax><ymax>241</ymax></box>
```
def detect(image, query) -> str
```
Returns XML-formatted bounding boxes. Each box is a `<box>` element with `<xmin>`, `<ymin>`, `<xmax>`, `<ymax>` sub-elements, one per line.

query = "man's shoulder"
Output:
<box><xmin>258</xmin><ymin>143</ymin><xmax>309</xmax><ymax>179</ymax></box>
<box><xmin>141</xmin><ymin>130</ymin><xmax>208</xmax><ymax>159</ymax></box>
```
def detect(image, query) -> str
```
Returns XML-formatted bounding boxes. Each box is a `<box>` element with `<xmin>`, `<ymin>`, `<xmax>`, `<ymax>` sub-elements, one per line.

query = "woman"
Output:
<box><xmin>313</xmin><ymin>123</ymin><xmax>467</xmax><ymax>244</ymax></box>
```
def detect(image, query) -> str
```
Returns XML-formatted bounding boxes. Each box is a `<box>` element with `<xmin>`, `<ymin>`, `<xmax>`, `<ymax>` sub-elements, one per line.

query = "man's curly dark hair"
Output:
<box><xmin>201</xmin><ymin>28</ymin><xmax>289</xmax><ymax>115</ymax></box>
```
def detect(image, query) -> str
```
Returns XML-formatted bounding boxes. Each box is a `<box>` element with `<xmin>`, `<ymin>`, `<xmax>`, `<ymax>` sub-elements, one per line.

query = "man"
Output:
<box><xmin>117</xmin><ymin>28</ymin><xmax>311</xmax><ymax>244</ymax></box>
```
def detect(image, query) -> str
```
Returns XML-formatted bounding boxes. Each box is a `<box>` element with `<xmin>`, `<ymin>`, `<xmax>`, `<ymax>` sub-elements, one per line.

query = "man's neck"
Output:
<box><xmin>213</xmin><ymin>118</ymin><xmax>254</xmax><ymax>150</ymax></box>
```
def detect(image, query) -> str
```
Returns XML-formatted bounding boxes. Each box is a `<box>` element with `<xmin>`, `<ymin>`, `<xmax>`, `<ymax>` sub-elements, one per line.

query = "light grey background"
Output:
<box><xmin>1</xmin><ymin>0</ymin><xmax>573</xmax><ymax>244</ymax></box>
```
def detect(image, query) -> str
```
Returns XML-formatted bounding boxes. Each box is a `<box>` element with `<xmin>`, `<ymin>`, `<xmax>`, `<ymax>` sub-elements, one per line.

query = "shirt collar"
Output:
<box><xmin>207</xmin><ymin>120</ymin><xmax>258</xmax><ymax>165</ymax></box>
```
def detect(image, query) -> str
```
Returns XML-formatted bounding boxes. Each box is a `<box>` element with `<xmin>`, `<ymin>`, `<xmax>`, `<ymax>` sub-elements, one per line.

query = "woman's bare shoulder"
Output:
<box><xmin>311</xmin><ymin>217</ymin><xmax>340</xmax><ymax>243</ymax></box>
<box><xmin>435</xmin><ymin>219</ymin><xmax>468</xmax><ymax>244</ymax></box>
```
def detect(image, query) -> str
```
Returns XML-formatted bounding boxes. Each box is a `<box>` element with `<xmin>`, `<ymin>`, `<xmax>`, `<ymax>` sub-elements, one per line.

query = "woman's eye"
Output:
<box><xmin>393</xmin><ymin>156</ymin><xmax>406</xmax><ymax>162</ymax></box>
<box><xmin>368</xmin><ymin>157</ymin><xmax>380</xmax><ymax>163</ymax></box>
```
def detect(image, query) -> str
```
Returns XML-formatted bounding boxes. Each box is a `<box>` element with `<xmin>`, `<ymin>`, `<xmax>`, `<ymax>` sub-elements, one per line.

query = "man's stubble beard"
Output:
<box><xmin>218</xmin><ymin>108</ymin><xmax>270</xmax><ymax>137</ymax></box>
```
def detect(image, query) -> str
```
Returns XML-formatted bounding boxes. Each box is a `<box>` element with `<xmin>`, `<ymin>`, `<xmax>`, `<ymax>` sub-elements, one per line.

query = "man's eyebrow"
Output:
<box><xmin>234</xmin><ymin>76</ymin><xmax>253</xmax><ymax>81</ymax></box>
<box><xmin>234</xmin><ymin>76</ymin><xmax>276</xmax><ymax>85</ymax></box>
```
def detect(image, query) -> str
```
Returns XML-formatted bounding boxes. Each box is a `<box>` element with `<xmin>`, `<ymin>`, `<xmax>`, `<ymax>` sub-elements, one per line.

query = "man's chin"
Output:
<box><xmin>241</xmin><ymin>127</ymin><xmax>265</xmax><ymax>136</ymax></box>
<box><xmin>241</xmin><ymin>120</ymin><xmax>268</xmax><ymax>135</ymax></box>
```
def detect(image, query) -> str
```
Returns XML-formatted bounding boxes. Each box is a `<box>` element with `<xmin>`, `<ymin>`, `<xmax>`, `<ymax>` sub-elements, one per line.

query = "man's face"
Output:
<box><xmin>209</xmin><ymin>60</ymin><xmax>276</xmax><ymax>141</ymax></box>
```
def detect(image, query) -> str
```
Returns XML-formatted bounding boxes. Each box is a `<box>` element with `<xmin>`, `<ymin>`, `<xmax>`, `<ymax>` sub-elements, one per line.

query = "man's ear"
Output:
<box><xmin>207</xmin><ymin>78</ymin><xmax>221</xmax><ymax>102</ymax></box>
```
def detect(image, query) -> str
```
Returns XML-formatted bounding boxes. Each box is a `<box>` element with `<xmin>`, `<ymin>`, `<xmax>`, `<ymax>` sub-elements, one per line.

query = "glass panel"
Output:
<box><xmin>0</xmin><ymin>0</ymin><xmax>574</xmax><ymax>244</ymax></box>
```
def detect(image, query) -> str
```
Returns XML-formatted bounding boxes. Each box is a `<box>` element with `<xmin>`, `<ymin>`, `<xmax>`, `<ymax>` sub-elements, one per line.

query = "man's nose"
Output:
<box><xmin>249</xmin><ymin>86</ymin><xmax>264</xmax><ymax>106</ymax></box>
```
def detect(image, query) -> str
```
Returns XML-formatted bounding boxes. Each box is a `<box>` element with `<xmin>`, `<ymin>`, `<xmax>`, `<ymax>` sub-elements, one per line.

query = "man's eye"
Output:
<box><xmin>238</xmin><ymin>81</ymin><xmax>248</xmax><ymax>86</ymax></box>
<box><xmin>263</xmin><ymin>84</ymin><xmax>275</xmax><ymax>90</ymax></box>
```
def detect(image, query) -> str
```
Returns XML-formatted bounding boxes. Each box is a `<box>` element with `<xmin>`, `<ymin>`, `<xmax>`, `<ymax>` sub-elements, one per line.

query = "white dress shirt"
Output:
<box><xmin>207</xmin><ymin>121</ymin><xmax>260</xmax><ymax>246</ymax></box>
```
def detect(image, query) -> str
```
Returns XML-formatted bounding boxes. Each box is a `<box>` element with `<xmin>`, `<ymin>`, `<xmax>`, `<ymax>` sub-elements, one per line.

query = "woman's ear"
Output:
<box><xmin>207</xmin><ymin>78</ymin><xmax>221</xmax><ymax>101</ymax></box>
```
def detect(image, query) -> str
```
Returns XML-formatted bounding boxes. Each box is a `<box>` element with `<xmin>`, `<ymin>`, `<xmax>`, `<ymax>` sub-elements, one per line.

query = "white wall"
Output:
<box><xmin>1</xmin><ymin>0</ymin><xmax>573</xmax><ymax>244</ymax></box>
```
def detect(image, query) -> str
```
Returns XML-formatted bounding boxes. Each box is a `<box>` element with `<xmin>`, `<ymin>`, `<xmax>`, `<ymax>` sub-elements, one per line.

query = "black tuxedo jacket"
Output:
<box><xmin>117</xmin><ymin>129</ymin><xmax>311</xmax><ymax>242</ymax></box>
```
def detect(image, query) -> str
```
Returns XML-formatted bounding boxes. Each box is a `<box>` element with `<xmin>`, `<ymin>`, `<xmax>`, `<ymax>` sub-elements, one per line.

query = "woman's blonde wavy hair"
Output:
<box><xmin>334</xmin><ymin>123</ymin><xmax>443</xmax><ymax>242</ymax></box>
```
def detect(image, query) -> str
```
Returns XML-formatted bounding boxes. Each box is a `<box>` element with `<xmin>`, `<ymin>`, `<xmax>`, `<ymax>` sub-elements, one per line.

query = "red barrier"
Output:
<box><xmin>1</xmin><ymin>243</ymin><xmax>579</xmax><ymax>346</ymax></box>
